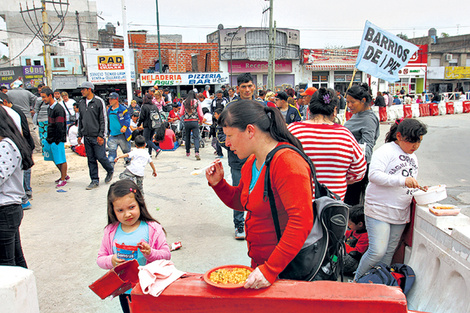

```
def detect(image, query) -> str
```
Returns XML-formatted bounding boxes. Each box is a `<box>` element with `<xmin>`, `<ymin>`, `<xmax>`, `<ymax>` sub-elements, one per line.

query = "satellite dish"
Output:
<box><xmin>218</xmin><ymin>24</ymin><xmax>224</xmax><ymax>30</ymax></box>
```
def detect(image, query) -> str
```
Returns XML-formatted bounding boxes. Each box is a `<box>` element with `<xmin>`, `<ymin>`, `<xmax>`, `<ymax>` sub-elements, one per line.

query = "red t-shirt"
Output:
<box><xmin>159</xmin><ymin>129</ymin><xmax>176</xmax><ymax>150</ymax></box>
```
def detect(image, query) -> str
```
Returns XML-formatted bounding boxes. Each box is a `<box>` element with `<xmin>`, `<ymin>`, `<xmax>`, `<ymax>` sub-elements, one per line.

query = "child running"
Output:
<box><xmin>354</xmin><ymin>118</ymin><xmax>427</xmax><ymax>281</ymax></box>
<box><xmin>97</xmin><ymin>179</ymin><xmax>171</xmax><ymax>313</ymax></box>
<box><xmin>115</xmin><ymin>135</ymin><xmax>157</xmax><ymax>193</ymax></box>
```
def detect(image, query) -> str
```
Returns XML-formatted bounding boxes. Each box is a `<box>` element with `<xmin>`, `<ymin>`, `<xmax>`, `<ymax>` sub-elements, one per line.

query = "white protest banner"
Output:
<box><xmin>355</xmin><ymin>21</ymin><xmax>418</xmax><ymax>82</ymax></box>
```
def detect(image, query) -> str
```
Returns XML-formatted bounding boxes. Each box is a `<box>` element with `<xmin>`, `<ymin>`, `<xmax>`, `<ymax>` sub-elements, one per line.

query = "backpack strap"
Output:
<box><xmin>264</xmin><ymin>144</ymin><xmax>321</xmax><ymax>241</ymax></box>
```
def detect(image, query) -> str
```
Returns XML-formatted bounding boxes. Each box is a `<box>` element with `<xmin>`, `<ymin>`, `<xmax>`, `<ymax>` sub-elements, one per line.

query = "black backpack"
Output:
<box><xmin>150</xmin><ymin>108</ymin><xmax>163</xmax><ymax>130</ymax></box>
<box><xmin>264</xmin><ymin>144</ymin><xmax>350</xmax><ymax>281</ymax></box>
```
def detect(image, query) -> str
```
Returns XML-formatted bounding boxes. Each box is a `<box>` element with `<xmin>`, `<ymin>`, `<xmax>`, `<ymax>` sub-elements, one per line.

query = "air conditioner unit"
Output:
<box><xmin>445</xmin><ymin>54</ymin><xmax>453</xmax><ymax>61</ymax></box>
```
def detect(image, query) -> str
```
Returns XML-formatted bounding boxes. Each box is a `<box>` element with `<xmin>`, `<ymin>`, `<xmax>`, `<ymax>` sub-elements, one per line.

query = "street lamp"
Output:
<box><xmin>230</xmin><ymin>26</ymin><xmax>242</xmax><ymax>87</ymax></box>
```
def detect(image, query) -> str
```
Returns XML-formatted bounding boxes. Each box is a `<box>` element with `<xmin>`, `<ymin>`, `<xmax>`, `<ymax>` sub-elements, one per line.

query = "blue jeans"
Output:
<box><xmin>107</xmin><ymin>134</ymin><xmax>131</xmax><ymax>166</ymax></box>
<box><xmin>184</xmin><ymin>121</ymin><xmax>200</xmax><ymax>154</ymax></box>
<box><xmin>84</xmin><ymin>136</ymin><xmax>114</xmax><ymax>182</ymax></box>
<box><xmin>231</xmin><ymin>167</ymin><xmax>245</xmax><ymax>228</ymax></box>
<box><xmin>22</xmin><ymin>168</ymin><xmax>32</xmax><ymax>204</ymax></box>
<box><xmin>143</xmin><ymin>128</ymin><xmax>160</xmax><ymax>155</ymax></box>
<box><xmin>354</xmin><ymin>215</ymin><xmax>406</xmax><ymax>280</ymax></box>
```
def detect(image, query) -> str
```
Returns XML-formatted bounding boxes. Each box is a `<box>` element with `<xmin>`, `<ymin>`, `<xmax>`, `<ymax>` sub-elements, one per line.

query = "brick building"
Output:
<box><xmin>110</xmin><ymin>30</ymin><xmax>219</xmax><ymax>74</ymax></box>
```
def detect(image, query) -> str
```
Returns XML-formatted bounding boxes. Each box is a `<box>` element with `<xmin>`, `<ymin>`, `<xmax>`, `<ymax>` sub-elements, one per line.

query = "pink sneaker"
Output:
<box><xmin>55</xmin><ymin>175</ymin><xmax>70</xmax><ymax>184</ymax></box>
<box><xmin>186</xmin><ymin>153</ymin><xmax>190</xmax><ymax>157</ymax></box>
<box><xmin>56</xmin><ymin>180</ymin><xmax>67</xmax><ymax>188</ymax></box>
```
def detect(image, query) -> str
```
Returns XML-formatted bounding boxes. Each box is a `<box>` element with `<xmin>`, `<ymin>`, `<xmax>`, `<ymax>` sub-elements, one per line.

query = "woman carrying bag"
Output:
<box><xmin>205</xmin><ymin>100</ymin><xmax>314</xmax><ymax>289</ymax></box>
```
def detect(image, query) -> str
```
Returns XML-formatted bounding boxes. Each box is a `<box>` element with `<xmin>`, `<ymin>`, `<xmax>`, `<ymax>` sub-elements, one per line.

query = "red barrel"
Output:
<box><xmin>419</xmin><ymin>103</ymin><xmax>430</xmax><ymax>117</ymax></box>
<box><xmin>403</xmin><ymin>105</ymin><xmax>412</xmax><ymax>118</ymax></box>
<box><xmin>429</xmin><ymin>103</ymin><xmax>439</xmax><ymax>116</ymax></box>
<box><xmin>463</xmin><ymin>101</ymin><xmax>470</xmax><ymax>113</ymax></box>
<box><xmin>445</xmin><ymin>102</ymin><xmax>454</xmax><ymax>115</ymax></box>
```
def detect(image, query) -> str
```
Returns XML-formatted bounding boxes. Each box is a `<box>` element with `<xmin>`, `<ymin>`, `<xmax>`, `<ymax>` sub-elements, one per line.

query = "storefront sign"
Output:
<box><xmin>86</xmin><ymin>49</ymin><xmax>135</xmax><ymax>84</ymax></box>
<box><xmin>444</xmin><ymin>66</ymin><xmax>470</xmax><ymax>79</ymax></box>
<box><xmin>355</xmin><ymin>20</ymin><xmax>418</xmax><ymax>82</ymax></box>
<box><xmin>408</xmin><ymin>45</ymin><xmax>428</xmax><ymax>64</ymax></box>
<box><xmin>302</xmin><ymin>49</ymin><xmax>358</xmax><ymax>65</ymax></box>
<box><xmin>140</xmin><ymin>72</ymin><xmax>229</xmax><ymax>87</ymax></box>
<box><xmin>229</xmin><ymin>60</ymin><xmax>292</xmax><ymax>73</ymax></box>
<box><xmin>427</xmin><ymin>67</ymin><xmax>445</xmax><ymax>79</ymax></box>
<box><xmin>399</xmin><ymin>66</ymin><xmax>426</xmax><ymax>77</ymax></box>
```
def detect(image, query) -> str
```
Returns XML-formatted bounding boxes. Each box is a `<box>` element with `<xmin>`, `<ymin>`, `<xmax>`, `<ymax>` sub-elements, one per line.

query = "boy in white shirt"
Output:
<box><xmin>114</xmin><ymin>135</ymin><xmax>157</xmax><ymax>193</ymax></box>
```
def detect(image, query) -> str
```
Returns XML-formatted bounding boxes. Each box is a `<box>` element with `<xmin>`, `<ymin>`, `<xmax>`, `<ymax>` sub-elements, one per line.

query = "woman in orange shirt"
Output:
<box><xmin>206</xmin><ymin>100</ymin><xmax>314</xmax><ymax>289</ymax></box>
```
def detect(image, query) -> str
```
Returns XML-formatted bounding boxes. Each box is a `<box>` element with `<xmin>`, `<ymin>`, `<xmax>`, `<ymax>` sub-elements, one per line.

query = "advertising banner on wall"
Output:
<box><xmin>86</xmin><ymin>49</ymin><xmax>135</xmax><ymax>84</ymax></box>
<box><xmin>0</xmin><ymin>66</ymin><xmax>44</xmax><ymax>89</ymax></box>
<box><xmin>23</xmin><ymin>66</ymin><xmax>45</xmax><ymax>88</ymax></box>
<box><xmin>445</xmin><ymin>67</ymin><xmax>470</xmax><ymax>79</ymax></box>
<box><xmin>140</xmin><ymin>72</ymin><xmax>229</xmax><ymax>87</ymax></box>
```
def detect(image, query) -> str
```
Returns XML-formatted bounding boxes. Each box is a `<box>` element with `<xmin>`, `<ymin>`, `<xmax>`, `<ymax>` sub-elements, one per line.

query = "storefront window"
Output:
<box><xmin>312</xmin><ymin>71</ymin><xmax>328</xmax><ymax>89</ymax></box>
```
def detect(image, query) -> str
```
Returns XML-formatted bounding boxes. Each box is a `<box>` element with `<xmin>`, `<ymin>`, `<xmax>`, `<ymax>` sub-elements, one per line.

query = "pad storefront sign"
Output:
<box><xmin>140</xmin><ymin>72</ymin><xmax>229</xmax><ymax>87</ymax></box>
<box><xmin>86</xmin><ymin>49</ymin><xmax>135</xmax><ymax>84</ymax></box>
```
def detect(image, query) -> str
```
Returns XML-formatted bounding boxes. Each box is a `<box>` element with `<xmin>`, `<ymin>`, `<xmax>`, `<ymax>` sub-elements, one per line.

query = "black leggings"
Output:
<box><xmin>344</xmin><ymin>165</ymin><xmax>370</xmax><ymax>206</ymax></box>
<box><xmin>0</xmin><ymin>203</ymin><xmax>27</xmax><ymax>268</ymax></box>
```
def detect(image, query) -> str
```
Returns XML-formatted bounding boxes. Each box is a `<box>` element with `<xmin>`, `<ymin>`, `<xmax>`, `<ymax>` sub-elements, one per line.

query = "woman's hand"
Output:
<box><xmin>111</xmin><ymin>254</ymin><xmax>125</xmax><ymax>267</ymax></box>
<box><xmin>205</xmin><ymin>159</ymin><xmax>224</xmax><ymax>186</ymax></box>
<box><xmin>138</xmin><ymin>242</ymin><xmax>151</xmax><ymax>256</ymax></box>
<box><xmin>405</xmin><ymin>177</ymin><xmax>420</xmax><ymax>189</ymax></box>
<box><xmin>244</xmin><ymin>267</ymin><xmax>271</xmax><ymax>289</ymax></box>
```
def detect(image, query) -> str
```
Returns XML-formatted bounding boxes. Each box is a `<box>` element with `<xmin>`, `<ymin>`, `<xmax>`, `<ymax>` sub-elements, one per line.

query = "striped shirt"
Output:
<box><xmin>288</xmin><ymin>122</ymin><xmax>367</xmax><ymax>200</ymax></box>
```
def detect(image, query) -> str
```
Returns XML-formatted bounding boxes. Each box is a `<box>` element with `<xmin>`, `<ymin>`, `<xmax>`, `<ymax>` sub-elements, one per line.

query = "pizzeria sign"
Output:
<box><xmin>140</xmin><ymin>72</ymin><xmax>229</xmax><ymax>86</ymax></box>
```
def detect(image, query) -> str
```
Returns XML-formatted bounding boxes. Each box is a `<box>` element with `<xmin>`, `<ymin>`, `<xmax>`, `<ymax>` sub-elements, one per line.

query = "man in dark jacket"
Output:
<box><xmin>40</xmin><ymin>87</ymin><xmax>69</xmax><ymax>188</ymax></box>
<box><xmin>77</xmin><ymin>82</ymin><xmax>114</xmax><ymax>190</ymax></box>
<box><xmin>217</xmin><ymin>73</ymin><xmax>262</xmax><ymax>240</ymax></box>
<box><xmin>275</xmin><ymin>91</ymin><xmax>301</xmax><ymax>124</ymax></box>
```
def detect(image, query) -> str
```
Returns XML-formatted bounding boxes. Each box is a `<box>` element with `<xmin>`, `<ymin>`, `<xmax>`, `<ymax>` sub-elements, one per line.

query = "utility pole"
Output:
<box><xmin>41</xmin><ymin>0</ymin><xmax>52</xmax><ymax>86</ymax></box>
<box><xmin>75</xmin><ymin>11</ymin><xmax>86</xmax><ymax>76</ymax></box>
<box><xmin>156</xmin><ymin>0</ymin><xmax>162</xmax><ymax>73</ymax></box>
<box><xmin>20</xmin><ymin>0</ymin><xmax>69</xmax><ymax>87</ymax></box>
<box><xmin>267</xmin><ymin>0</ymin><xmax>275</xmax><ymax>91</ymax></box>
<box><xmin>121</xmin><ymin>0</ymin><xmax>133</xmax><ymax>104</ymax></box>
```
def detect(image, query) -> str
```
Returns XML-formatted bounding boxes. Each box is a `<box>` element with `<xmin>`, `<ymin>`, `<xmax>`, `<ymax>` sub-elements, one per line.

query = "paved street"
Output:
<box><xmin>19</xmin><ymin>113</ymin><xmax>470</xmax><ymax>312</ymax></box>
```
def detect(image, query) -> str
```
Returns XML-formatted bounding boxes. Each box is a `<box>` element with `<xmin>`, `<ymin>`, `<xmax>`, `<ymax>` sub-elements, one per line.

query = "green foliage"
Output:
<box><xmin>396</xmin><ymin>33</ymin><xmax>409</xmax><ymax>40</ymax></box>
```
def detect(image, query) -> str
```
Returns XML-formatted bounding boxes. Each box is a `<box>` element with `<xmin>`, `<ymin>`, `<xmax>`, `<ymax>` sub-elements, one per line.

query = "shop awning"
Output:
<box><xmin>305</xmin><ymin>64</ymin><xmax>355</xmax><ymax>71</ymax></box>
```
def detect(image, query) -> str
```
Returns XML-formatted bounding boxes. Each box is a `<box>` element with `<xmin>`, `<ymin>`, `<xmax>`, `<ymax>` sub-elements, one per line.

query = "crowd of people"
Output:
<box><xmin>1</xmin><ymin>73</ymin><xmax>430</xmax><ymax>312</ymax></box>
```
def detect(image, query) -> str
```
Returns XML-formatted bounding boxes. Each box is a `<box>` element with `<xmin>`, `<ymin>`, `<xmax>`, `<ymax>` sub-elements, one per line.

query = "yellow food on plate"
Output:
<box><xmin>209</xmin><ymin>268</ymin><xmax>252</xmax><ymax>284</ymax></box>
<box><xmin>433</xmin><ymin>206</ymin><xmax>455</xmax><ymax>210</ymax></box>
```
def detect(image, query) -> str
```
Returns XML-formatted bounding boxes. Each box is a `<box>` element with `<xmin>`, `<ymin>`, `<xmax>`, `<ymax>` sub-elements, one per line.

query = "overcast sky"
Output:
<box><xmin>96</xmin><ymin>0</ymin><xmax>470</xmax><ymax>48</ymax></box>
<box><xmin>2</xmin><ymin>0</ymin><xmax>469</xmax><ymax>57</ymax></box>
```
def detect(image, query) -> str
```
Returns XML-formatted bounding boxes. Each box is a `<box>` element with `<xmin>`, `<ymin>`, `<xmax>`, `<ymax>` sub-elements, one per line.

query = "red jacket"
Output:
<box><xmin>345</xmin><ymin>229</ymin><xmax>369</xmax><ymax>256</ymax></box>
<box><xmin>212</xmin><ymin>144</ymin><xmax>313</xmax><ymax>283</ymax></box>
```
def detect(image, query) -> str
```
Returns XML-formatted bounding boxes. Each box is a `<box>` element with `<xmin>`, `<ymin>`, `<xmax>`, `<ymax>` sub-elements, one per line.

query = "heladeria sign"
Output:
<box><xmin>355</xmin><ymin>21</ymin><xmax>418</xmax><ymax>82</ymax></box>
<box><xmin>140</xmin><ymin>72</ymin><xmax>229</xmax><ymax>87</ymax></box>
<box><xmin>86</xmin><ymin>49</ymin><xmax>135</xmax><ymax>84</ymax></box>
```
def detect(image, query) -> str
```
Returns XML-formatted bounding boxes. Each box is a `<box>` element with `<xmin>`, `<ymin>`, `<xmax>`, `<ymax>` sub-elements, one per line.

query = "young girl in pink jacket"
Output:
<box><xmin>97</xmin><ymin>179</ymin><xmax>170</xmax><ymax>313</ymax></box>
